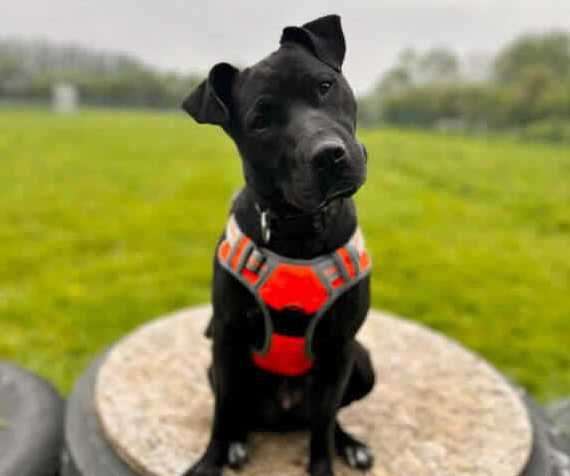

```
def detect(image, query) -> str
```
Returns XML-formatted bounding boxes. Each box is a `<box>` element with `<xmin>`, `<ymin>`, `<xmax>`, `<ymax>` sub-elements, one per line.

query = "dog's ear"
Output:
<box><xmin>280</xmin><ymin>14</ymin><xmax>346</xmax><ymax>72</ymax></box>
<box><xmin>181</xmin><ymin>62</ymin><xmax>239</xmax><ymax>126</ymax></box>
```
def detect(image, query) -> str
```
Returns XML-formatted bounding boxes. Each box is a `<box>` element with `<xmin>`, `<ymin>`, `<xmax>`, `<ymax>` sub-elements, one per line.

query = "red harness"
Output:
<box><xmin>218</xmin><ymin>215</ymin><xmax>371</xmax><ymax>377</ymax></box>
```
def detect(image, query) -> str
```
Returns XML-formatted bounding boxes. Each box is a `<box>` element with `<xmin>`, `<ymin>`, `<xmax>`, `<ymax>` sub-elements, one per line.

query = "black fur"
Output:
<box><xmin>281</xmin><ymin>14</ymin><xmax>346</xmax><ymax>72</ymax></box>
<box><xmin>182</xmin><ymin>15</ymin><xmax>375</xmax><ymax>476</ymax></box>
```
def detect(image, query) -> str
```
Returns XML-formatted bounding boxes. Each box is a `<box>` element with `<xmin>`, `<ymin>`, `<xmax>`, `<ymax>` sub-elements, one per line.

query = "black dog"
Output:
<box><xmin>181</xmin><ymin>15</ymin><xmax>375</xmax><ymax>476</ymax></box>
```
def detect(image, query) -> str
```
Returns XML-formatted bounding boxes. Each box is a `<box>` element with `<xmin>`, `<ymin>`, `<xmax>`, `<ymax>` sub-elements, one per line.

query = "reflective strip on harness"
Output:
<box><xmin>217</xmin><ymin>214</ymin><xmax>372</xmax><ymax>377</ymax></box>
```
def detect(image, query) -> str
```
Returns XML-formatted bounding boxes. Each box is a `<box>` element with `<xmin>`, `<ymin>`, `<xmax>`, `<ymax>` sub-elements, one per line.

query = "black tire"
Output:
<box><xmin>0</xmin><ymin>362</ymin><xmax>64</xmax><ymax>476</ymax></box>
<box><xmin>61</xmin><ymin>351</ymin><xmax>137</xmax><ymax>476</ymax></box>
<box><xmin>522</xmin><ymin>395</ymin><xmax>555</xmax><ymax>476</ymax></box>
<box><xmin>547</xmin><ymin>399</ymin><xmax>570</xmax><ymax>456</ymax></box>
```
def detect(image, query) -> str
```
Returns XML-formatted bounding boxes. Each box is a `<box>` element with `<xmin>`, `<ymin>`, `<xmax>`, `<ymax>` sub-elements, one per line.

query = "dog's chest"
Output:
<box><xmin>219</xmin><ymin>214</ymin><xmax>371</xmax><ymax>377</ymax></box>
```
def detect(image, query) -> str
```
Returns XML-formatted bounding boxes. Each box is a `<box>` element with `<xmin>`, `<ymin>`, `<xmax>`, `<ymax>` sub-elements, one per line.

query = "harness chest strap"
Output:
<box><xmin>217</xmin><ymin>214</ymin><xmax>372</xmax><ymax>376</ymax></box>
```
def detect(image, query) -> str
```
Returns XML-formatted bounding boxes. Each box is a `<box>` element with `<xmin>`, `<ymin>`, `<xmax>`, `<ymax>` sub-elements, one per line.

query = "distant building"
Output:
<box><xmin>52</xmin><ymin>83</ymin><xmax>79</xmax><ymax>113</ymax></box>
<box><xmin>435</xmin><ymin>118</ymin><xmax>467</xmax><ymax>133</ymax></box>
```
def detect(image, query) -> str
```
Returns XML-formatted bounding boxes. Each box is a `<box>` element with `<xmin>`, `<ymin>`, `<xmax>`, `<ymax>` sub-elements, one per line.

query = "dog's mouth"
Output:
<box><xmin>294</xmin><ymin>184</ymin><xmax>357</xmax><ymax>214</ymax></box>
<box><xmin>317</xmin><ymin>153</ymin><xmax>367</xmax><ymax>209</ymax></box>
<box><xmin>281</xmin><ymin>166</ymin><xmax>365</xmax><ymax>216</ymax></box>
<box><xmin>290</xmin><ymin>179</ymin><xmax>361</xmax><ymax>214</ymax></box>
<box><xmin>321</xmin><ymin>184</ymin><xmax>357</xmax><ymax>206</ymax></box>
<box><xmin>279</xmin><ymin>183</ymin><xmax>357</xmax><ymax>219</ymax></box>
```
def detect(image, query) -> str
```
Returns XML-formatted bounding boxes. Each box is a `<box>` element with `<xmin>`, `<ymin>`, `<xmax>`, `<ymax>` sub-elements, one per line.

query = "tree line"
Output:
<box><xmin>0</xmin><ymin>39</ymin><xmax>201</xmax><ymax>109</ymax></box>
<box><xmin>2</xmin><ymin>33</ymin><xmax>570</xmax><ymax>142</ymax></box>
<box><xmin>358</xmin><ymin>32</ymin><xmax>570</xmax><ymax>142</ymax></box>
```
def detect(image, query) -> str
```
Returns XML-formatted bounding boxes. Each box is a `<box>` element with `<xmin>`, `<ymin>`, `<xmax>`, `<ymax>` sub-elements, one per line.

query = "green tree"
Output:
<box><xmin>494</xmin><ymin>32</ymin><xmax>570</xmax><ymax>84</ymax></box>
<box><xmin>417</xmin><ymin>48</ymin><xmax>460</xmax><ymax>84</ymax></box>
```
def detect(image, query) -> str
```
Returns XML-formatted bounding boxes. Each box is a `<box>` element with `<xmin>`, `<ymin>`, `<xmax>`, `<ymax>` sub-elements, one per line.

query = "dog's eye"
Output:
<box><xmin>318</xmin><ymin>81</ymin><xmax>333</xmax><ymax>96</ymax></box>
<box><xmin>250</xmin><ymin>114</ymin><xmax>271</xmax><ymax>131</ymax></box>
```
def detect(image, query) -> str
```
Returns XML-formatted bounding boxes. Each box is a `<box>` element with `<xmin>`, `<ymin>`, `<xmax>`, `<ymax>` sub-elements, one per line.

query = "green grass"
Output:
<box><xmin>1</xmin><ymin>109</ymin><xmax>569</xmax><ymax>400</ymax></box>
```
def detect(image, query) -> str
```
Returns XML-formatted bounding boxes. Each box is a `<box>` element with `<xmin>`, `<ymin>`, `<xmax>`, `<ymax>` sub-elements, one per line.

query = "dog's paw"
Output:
<box><xmin>339</xmin><ymin>442</ymin><xmax>374</xmax><ymax>470</ymax></box>
<box><xmin>308</xmin><ymin>460</ymin><xmax>334</xmax><ymax>476</ymax></box>
<box><xmin>227</xmin><ymin>441</ymin><xmax>249</xmax><ymax>470</ymax></box>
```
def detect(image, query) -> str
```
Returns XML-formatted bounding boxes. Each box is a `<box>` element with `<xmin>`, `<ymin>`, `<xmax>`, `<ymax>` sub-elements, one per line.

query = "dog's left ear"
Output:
<box><xmin>181</xmin><ymin>62</ymin><xmax>239</xmax><ymax>126</ymax></box>
<box><xmin>280</xmin><ymin>14</ymin><xmax>346</xmax><ymax>72</ymax></box>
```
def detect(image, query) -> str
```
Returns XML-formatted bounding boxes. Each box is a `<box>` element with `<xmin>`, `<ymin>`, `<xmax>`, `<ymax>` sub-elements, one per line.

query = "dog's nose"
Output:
<box><xmin>313</xmin><ymin>142</ymin><xmax>347</xmax><ymax>172</ymax></box>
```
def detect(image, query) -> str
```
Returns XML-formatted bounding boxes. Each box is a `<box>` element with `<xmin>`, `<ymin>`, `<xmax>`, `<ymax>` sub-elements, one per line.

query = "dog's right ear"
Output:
<box><xmin>181</xmin><ymin>62</ymin><xmax>239</xmax><ymax>126</ymax></box>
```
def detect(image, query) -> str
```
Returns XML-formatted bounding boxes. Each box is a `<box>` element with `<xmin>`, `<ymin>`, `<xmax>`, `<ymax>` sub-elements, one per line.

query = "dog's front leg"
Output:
<box><xmin>183</xmin><ymin>320</ymin><xmax>251</xmax><ymax>476</ymax></box>
<box><xmin>308</xmin><ymin>341</ymin><xmax>356</xmax><ymax>476</ymax></box>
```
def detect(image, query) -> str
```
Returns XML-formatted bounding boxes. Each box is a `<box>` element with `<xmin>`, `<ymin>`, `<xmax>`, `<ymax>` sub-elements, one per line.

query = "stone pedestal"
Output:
<box><xmin>64</xmin><ymin>307</ymin><xmax>552</xmax><ymax>476</ymax></box>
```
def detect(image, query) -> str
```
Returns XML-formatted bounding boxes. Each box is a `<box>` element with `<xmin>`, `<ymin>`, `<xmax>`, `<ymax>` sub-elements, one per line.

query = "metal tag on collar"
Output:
<box><xmin>260</xmin><ymin>209</ymin><xmax>271</xmax><ymax>244</ymax></box>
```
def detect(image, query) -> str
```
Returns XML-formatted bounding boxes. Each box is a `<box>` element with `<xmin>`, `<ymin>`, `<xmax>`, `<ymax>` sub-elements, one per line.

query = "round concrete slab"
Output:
<box><xmin>0</xmin><ymin>362</ymin><xmax>64</xmax><ymax>476</ymax></box>
<box><xmin>94</xmin><ymin>307</ymin><xmax>533</xmax><ymax>476</ymax></box>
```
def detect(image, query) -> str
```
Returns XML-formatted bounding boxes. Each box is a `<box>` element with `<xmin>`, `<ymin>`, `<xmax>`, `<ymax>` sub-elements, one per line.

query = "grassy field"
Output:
<box><xmin>1</xmin><ymin>109</ymin><xmax>569</xmax><ymax>400</ymax></box>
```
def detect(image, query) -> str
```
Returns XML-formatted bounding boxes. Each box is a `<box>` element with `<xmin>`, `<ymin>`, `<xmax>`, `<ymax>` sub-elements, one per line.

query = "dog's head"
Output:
<box><xmin>183</xmin><ymin>15</ymin><xmax>367</xmax><ymax>212</ymax></box>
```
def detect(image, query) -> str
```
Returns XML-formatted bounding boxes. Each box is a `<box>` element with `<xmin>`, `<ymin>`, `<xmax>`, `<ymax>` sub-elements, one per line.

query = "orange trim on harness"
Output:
<box><xmin>230</xmin><ymin>236</ymin><xmax>251</xmax><ymax>270</ymax></box>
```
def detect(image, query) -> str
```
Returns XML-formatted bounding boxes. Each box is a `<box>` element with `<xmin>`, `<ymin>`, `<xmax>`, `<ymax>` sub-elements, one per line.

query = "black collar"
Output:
<box><xmin>253</xmin><ymin>199</ymin><xmax>341</xmax><ymax>244</ymax></box>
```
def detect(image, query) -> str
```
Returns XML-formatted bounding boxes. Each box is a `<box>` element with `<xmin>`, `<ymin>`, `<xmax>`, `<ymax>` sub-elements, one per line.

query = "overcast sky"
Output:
<box><xmin>2</xmin><ymin>0</ymin><xmax>569</xmax><ymax>93</ymax></box>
